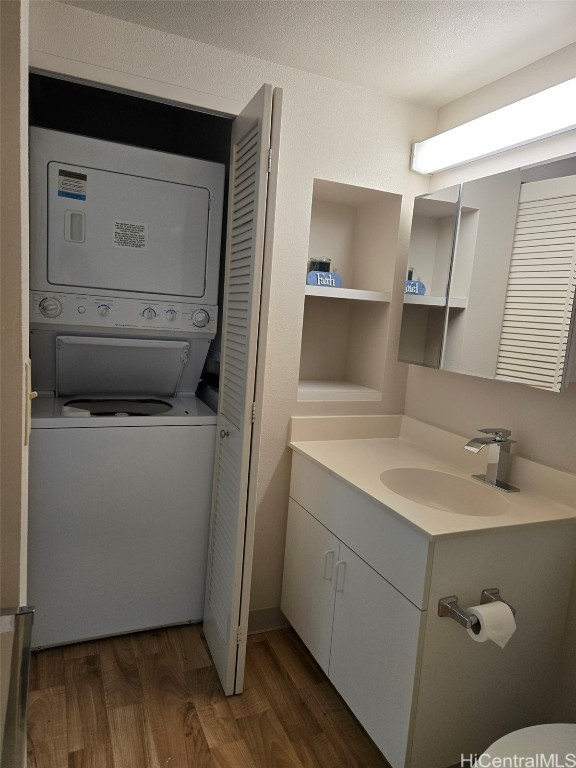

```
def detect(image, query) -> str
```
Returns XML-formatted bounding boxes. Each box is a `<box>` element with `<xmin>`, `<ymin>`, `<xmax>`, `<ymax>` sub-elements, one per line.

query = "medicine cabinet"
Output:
<box><xmin>398</xmin><ymin>185</ymin><xmax>460</xmax><ymax>368</ymax></box>
<box><xmin>399</xmin><ymin>157</ymin><xmax>576</xmax><ymax>392</ymax></box>
<box><xmin>298</xmin><ymin>179</ymin><xmax>402</xmax><ymax>402</ymax></box>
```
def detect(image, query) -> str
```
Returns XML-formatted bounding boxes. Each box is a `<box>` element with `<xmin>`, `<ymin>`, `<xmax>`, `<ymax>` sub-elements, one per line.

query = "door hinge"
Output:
<box><xmin>237</xmin><ymin>626</ymin><xmax>244</xmax><ymax>645</ymax></box>
<box><xmin>25</xmin><ymin>358</ymin><xmax>38</xmax><ymax>447</ymax></box>
<box><xmin>251</xmin><ymin>402</ymin><xmax>256</xmax><ymax>423</ymax></box>
<box><xmin>267</xmin><ymin>148</ymin><xmax>272</xmax><ymax>174</ymax></box>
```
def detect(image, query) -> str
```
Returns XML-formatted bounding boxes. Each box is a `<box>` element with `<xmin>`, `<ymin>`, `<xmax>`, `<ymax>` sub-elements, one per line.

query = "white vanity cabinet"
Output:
<box><xmin>283</xmin><ymin>497</ymin><xmax>423</xmax><ymax>767</ymax></box>
<box><xmin>281</xmin><ymin>447</ymin><xmax>576</xmax><ymax>768</ymax></box>
<box><xmin>282</xmin><ymin>451</ymin><xmax>431</xmax><ymax>767</ymax></box>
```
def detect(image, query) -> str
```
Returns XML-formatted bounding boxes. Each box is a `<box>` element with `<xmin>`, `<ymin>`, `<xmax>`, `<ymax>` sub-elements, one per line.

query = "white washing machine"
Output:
<box><xmin>27</xmin><ymin>129</ymin><xmax>225</xmax><ymax>648</ymax></box>
<box><xmin>29</xmin><ymin>394</ymin><xmax>217</xmax><ymax>648</ymax></box>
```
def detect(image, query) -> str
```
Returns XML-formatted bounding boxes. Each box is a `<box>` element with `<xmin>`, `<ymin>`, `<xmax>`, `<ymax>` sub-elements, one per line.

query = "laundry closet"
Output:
<box><xmin>26</xmin><ymin>74</ymin><xmax>280</xmax><ymax>694</ymax></box>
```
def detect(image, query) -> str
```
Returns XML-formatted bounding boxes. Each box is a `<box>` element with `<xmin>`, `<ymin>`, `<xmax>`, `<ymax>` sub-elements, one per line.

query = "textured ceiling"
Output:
<box><xmin>64</xmin><ymin>1</ymin><xmax>576</xmax><ymax>107</ymax></box>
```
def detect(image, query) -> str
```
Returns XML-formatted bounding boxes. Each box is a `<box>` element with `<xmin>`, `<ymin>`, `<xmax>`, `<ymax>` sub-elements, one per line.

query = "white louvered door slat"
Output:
<box><xmin>203</xmin><ymin>84</ymin><xmax>281</xmax><ymax>695</ymax></box>
<box><xmin>495</xmin><ymin>175</ymin><xmax>576</xmax><ymax>391</ymax></box>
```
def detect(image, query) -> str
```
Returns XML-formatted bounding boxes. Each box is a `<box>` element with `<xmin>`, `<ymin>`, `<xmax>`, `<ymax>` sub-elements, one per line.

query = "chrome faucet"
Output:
<box><xmin>464</xmin><ymin>428</ymin><xmax>519</xmax><ymax>492</ymax></box>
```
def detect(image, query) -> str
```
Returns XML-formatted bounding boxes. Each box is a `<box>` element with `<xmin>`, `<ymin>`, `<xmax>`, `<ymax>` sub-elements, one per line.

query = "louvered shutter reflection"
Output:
<box><xmin>496</xmin><ymin>177</ymin><xmax>576</xmax><ymax>391</ymax></box>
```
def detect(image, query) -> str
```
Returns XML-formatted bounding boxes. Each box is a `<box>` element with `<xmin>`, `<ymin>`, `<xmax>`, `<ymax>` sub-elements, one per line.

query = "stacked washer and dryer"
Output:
<box><xmin>28</xmin><ymin>128</ymin><xmax>225</xmax><ymax>648</ymax></box>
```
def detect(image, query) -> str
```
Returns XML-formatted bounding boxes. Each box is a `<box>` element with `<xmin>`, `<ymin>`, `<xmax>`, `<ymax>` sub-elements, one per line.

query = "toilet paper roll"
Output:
<box><xmin>466</xmin><ymin>602</ymin><xmax>516</xmax><ymax>648</ymax></box>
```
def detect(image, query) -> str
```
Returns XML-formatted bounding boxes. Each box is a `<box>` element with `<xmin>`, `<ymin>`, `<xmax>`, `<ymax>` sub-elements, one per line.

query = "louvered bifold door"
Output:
<box><xmin>495</xmin><ymin>175</ymin><xmax>576</xmax><ymax>391</ymax></box>
<box><xmin>203</xmin><ymin>84</ymin><xmax>279</xmax><ymax>695</ymax></box>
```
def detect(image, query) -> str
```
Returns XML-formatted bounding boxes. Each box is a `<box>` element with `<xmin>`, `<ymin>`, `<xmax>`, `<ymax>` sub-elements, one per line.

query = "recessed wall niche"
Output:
<box><xmin>298</xmin><ymin>179</ymin><xmax>402</xmax><ymax>402</ymax></box>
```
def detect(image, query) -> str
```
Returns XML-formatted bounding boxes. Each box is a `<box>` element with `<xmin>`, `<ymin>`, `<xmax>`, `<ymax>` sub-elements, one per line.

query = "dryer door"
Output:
<box><xmin>47</xmin><ymin>163</ymin><xmax>210</xmax><ymax>298</ymax></box>
<box><xmin>30</xmin><ymin>129</ymin><xmax>225</xmax><ymax>304</ymax></box>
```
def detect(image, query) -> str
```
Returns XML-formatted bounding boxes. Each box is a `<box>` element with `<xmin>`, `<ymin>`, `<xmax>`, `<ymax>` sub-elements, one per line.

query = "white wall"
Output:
<box><xmin>28</xmin><ymin>1</ymin><xmax>436</xmax><ymax>616</ymax></box>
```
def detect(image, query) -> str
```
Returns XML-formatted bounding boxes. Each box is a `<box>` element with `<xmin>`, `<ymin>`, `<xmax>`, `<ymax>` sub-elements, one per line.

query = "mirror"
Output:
<box><xmin>442</xmin><ymin>169</ymin><xmax>522</xmax><ymax>379</ymax></box>
<box><xmin>398</xmin><ymin>185</ymin><xmax>460</xmax><ymax>368</ymax></box>
<box><xmin>399</xmin><ymin>157</ymin><xmax>576</xmax><ymax>392</ymax></box>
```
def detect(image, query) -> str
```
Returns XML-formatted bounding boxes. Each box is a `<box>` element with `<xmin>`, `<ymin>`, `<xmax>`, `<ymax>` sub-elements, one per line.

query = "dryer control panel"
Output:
<box><xmin>30</xmin><ymin>291</ymin><xmax>218</xmax><ymax>335</ymax></box>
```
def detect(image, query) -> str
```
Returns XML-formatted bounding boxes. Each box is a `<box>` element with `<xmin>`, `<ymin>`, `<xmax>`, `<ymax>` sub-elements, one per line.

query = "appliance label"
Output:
<box><xmin>58</xmin><ymin>169</ymin><xmax>87</xmax><ymax>200</ymax></box>
<box><xmin>113</xmin><ymin>220</ymin><xmax>148</xmax><ymax>251</ymax></box>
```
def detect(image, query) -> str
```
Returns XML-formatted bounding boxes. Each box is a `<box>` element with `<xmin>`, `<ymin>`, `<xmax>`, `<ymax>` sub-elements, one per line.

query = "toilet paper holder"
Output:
<box><xmin>438</xmin><ymin>588</ymin><xmax>516</xmax><ymax>630</ymax></box>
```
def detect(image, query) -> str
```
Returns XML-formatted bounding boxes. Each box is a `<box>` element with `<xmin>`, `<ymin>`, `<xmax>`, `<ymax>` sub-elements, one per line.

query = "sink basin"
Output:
<box><xmin>380</xmin><ymin>468</ymin><xmax>510</xmax><ymax>516</ymax></box>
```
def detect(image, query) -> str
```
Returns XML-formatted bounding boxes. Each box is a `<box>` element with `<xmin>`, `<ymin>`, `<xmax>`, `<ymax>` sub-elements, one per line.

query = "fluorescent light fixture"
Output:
<box><xmin>411</xmin><ymin>76</ymin><xmax>576</xmax><ymax>174</ymax></box>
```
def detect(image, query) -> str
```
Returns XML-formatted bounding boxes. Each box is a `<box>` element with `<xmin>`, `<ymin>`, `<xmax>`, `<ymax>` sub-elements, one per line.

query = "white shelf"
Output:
<box><xmin>404</xmin><ymin>294</ymin><xmax>467</xmax><ymax>309</ymax></box>
<box><xmin>298</xmin><ymin>380</ymin><xmax>381</xmax><ymax>402</ymax></box>
<box><xmin>448</xmin><ymin>297</ymin><xmax>467</xmax><ymax>309</ymax></box>
<box><xmin>305</xmin><ymin>286</ymin><xmax>391</xmax><ymax>302</ymax></box>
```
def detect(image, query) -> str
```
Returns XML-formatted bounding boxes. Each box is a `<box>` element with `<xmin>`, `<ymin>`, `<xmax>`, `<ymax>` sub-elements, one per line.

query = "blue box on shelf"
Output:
<box><xmin>306</xmin><ymin>271</ymin><xmax>343</xmax><ymax>288</ymax></box>
<box><xmin>405</xmin><ymin>280</ymin><xmax>426</xmax><ymax>295</ymax></box>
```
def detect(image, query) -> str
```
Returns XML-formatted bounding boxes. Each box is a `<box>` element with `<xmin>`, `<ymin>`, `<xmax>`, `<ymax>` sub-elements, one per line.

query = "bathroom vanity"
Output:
<box><xmin>281</xmin><ymin>420</ymin><xmax>576</xmax><ymax>768</ymax></box>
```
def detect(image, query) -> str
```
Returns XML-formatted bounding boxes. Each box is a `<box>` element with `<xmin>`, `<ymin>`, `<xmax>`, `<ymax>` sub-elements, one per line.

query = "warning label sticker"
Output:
<box><xmin>58</xmin><ymin>169</ymin><xmax>87</xmax><ymax>200</ymax></box>
<box><xmin>113</xmin><ymin>220</ymin><xmax>148</xmax><ymax>251</ymax></box>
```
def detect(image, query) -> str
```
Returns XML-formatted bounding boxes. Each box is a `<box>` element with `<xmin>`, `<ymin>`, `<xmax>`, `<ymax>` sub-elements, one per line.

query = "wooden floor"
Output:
<box><xmin>27</xmin><ymin>625</ymin><xmax>392</xmax><ymax>768</ymax></box>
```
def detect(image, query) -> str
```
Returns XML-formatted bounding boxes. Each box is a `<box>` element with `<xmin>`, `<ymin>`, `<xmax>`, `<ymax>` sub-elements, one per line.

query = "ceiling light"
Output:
<box><xmin>411</xmin><ymin>76</ymin><xmax>576</xmax><ymax>174</ymax></box>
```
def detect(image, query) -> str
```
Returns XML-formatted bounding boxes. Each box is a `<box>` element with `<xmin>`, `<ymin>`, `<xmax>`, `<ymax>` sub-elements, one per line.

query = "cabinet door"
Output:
<box><xmin>281</xmin><ymin>499</ymin><xmax>339</xmax><ymax>674</ymax></box>
<box><xmin>329</xmin><ymin>544</ymin><xmax>423</xmax><ymax>768</ymax></box>
<box><xmin>398</xmin><ymin>185</ymin><xmax>460</xmax><ymax>368</ymax></box>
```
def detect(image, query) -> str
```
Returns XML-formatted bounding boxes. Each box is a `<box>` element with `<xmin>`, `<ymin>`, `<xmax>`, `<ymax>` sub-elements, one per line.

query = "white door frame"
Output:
<box><xmin>0</xmin><ymin>0</ymin><xmax>31</xmax><ymax>730</ymax></box>
<box><xmin>0</xmin><ymin>0</ymin><xmax>30</xmax><ymax>612</ymax></box>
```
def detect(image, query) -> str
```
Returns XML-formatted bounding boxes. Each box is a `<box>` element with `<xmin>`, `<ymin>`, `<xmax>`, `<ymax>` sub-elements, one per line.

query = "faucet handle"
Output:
<box><xmin>477</xmin><ymin>428</ymin><xmax>515</xmax><ymax>442</ymax></box>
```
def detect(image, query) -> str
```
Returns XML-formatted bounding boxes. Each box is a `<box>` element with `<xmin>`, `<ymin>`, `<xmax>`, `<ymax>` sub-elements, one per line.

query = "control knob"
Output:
<box><xmin>166</xmin><ymin>309</ymin><xmax>178</xmax><ymax>322</ymax></box>
<box><xmin>142</xmin><ymin>307</ymin><xmax>157</xmax><ymax>320</ymax></box>
<box><xmin>97</xmin><ymin>304</ymin><xmax>111</xmax><ymax>317</ymax></box>
<box><xmin>39</xmin><ymin>297</ymin><xmax>62</xmax><ymax>318</ymax></box>
<box><xmin>192</xmin><ymin>309</ymin><xmax>210</xmax><ymax>328</ymax></box>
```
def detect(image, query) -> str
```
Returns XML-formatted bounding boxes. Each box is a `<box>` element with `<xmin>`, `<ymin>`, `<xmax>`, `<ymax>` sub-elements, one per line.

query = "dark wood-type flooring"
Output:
<box><xmin>27</xmin><ymin>625</ymin><xmax>392</xmax><ymax>768</ymax></box>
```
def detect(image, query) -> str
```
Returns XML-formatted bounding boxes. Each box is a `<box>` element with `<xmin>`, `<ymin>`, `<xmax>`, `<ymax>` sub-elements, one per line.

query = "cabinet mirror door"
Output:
<box><xmin>398</xmin><ymin>185</ymin><xmax>460</xmax><ymax>368</ymax></box>
<box><xmin>400</xmin><ymin>156</ymin><xmax>576</xmax><ymax>392</ymax></box>
<box><xmin>442</xmin><ymin>169</ymin><xmax>522</xmax><ymax>378</ymax></box>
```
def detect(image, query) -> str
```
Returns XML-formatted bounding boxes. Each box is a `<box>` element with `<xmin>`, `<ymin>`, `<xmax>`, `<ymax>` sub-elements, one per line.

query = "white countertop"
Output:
<box><xmin>289</xmin><ymin>437</ymin><xmax>576</xmax><ymax>539</ymax></box>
